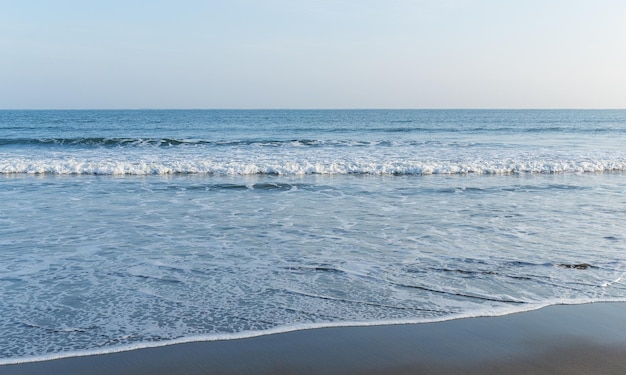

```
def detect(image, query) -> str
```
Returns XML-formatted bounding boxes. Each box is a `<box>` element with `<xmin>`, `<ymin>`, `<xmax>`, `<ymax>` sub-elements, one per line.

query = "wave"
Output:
<box><xmin>0</xmin><ymin>138</ymin><xmax>235</xmax><ymax>147</ymax></box>
<box><xmin>0</xmin><ymin>139</ymin><xmax>490</xmax><ymax>151</ymax></box>
<box><xmin>0</xmin><ymin>138</ymin><xmax>426</xmax><ymax>148</ymax></box>
<box><xmin>2</xmin><ymin>158</ymin><xmax>626</xmax><ymax>176</ymax></box>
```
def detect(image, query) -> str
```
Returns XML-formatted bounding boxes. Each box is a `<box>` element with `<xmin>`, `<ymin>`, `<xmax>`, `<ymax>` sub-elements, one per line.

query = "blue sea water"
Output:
<box><xmin>1</xmin><ymin>109</ymin><xmax>626</xmax><ymax>363</ymax></box>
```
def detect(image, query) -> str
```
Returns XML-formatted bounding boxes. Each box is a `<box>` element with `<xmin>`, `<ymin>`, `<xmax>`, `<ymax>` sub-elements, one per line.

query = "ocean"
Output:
<box><xmin>1</xmin><ymin>109</ymin><xmax>626</xmax><ymax>363</ymax></box>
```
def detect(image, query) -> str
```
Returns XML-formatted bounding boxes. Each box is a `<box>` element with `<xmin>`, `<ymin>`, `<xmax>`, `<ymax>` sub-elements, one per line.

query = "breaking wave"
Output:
<box><xmin>2</xmin><ymin>158</ymin><xmax>626</xmax><ymax>175</ymax></box>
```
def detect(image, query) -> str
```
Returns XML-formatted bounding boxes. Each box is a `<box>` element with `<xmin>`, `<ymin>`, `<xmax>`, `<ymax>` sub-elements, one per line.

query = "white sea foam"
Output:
<box><xmin>2</xmin><ymin>157</ymin><xmax>626</xmax><ymax>175</ymax></box>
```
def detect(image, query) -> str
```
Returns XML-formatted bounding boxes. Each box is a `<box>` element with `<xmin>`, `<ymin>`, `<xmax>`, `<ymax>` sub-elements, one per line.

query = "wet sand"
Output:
<box><xmin>2</xmin><ymin>302</ymin><xmax>626</xmax><ymax>374</ymax></box>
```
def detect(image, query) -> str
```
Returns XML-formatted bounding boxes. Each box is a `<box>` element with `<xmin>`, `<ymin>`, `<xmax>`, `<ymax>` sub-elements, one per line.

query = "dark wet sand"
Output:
<box><xmin>3</xmin><ymin>302</ymin><xmax>626</xmax><ymax>375</ymax></box>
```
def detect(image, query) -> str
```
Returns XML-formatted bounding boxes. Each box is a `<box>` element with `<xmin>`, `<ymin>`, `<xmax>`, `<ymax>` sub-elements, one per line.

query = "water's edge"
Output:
<box><xmin>3</xmin><ymin>299</ymin><xmax>624</xmax><ymax>366</ymax></box>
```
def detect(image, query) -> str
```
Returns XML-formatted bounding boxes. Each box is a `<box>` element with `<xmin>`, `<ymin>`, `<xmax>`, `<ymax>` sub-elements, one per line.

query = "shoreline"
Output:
<box><xmin>0</xmin><ymin>302</ymin><xmax>551</xmax><ymax>367</ymax></box>
<box><xmin>2</xmin><ymin>302</ymin><xmax>626</xmax><ymax>374</ymax></box>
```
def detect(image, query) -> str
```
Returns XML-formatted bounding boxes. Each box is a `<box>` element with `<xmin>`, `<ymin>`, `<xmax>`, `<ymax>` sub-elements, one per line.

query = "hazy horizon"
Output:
<box><xmin>2</xmin><ymin>108</ymin><xmax>625</xmax><ymax>111</ymax></box>
<box><xmin>2</xmin><ymin>1</ymin><xmax>625</xmax><ymax>110</ymax></box>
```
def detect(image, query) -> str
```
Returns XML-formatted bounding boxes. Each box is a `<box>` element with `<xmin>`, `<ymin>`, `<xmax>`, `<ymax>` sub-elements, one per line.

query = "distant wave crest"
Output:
<box><xmin>0</xmin><ymin>138</ymin><xmax>227</xmax><ymax>147</ymax></box>
<box><xmin>0</xmin><ymin>137</ymin><xmax>409</xmax><ymax>148</ymax></box>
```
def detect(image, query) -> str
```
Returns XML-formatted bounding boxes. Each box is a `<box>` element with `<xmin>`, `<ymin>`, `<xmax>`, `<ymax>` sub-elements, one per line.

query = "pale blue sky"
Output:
<box><xmin>1</xmin><ymin>0</ymin><xmax>625</xmax><ymax>109</ymax></box>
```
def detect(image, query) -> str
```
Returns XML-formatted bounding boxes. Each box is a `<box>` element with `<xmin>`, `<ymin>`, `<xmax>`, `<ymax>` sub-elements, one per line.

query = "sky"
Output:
<box><xmin>1</xmin><ymin>0</ymin><xmax>625</xmax><ymax>109</ymax></box>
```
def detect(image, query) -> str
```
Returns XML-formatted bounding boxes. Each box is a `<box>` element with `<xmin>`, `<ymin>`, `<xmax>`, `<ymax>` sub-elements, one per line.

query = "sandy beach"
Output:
<box><xmin>2</xmin><ymin>302</ymin><xmax>626</xmax><ymax>374</ymax></box>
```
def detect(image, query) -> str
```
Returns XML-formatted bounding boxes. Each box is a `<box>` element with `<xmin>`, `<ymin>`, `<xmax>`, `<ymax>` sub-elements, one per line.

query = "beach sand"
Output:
<box><xmin>2</xmin><ymin>302</ymin><xmax>626</xmax><ymax>374</ymax></box>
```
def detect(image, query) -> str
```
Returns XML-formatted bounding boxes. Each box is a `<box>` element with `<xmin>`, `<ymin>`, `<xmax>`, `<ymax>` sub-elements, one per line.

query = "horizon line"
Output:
<box><xmin>1</xmin><ymin>108</ymin><xmax>624</xmax><ymax>111</ymax></box>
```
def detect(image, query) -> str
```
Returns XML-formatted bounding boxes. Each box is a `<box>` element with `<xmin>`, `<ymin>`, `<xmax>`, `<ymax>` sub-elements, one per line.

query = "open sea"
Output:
<box><xmin>1</xmin><ymin>109</ymin><xmax>626</xmax><ymax>364</ymax></box>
